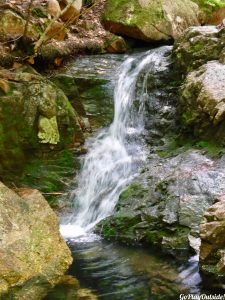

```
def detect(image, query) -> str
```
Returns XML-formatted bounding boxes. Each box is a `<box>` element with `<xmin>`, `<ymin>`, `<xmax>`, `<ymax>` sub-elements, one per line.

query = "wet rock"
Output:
<box><xmin>51</xmin><ymin>74</ymin><xmax>84</xmax><ymax>115</ymax></box>
<box><xmin>179</xmin><ymin>61</ymin><xmax>225</xmax><ymax>142</ymax></box>
<box><xmin>200</xmin><ymin>196</ymin><xmax>225</xmax><ymax>277</ymax></box>
<box><xmin>102</xmin><ymin>0</ymin><xmax>201</xmax><ymax>42</ymax></box>
<box><xmin>0</xmin><ymin>182</ymin><xmax>72</xmax><ymax>298</ymax></box>
<box><xmin>97</xmin><ymin>150</ymin><xmax>225</xmax><ymax>252</ymax></box>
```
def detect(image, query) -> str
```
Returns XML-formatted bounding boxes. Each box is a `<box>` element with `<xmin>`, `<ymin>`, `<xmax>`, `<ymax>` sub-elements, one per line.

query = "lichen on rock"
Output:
<box><xmin>38</xmin><ymin>115</ymin><xmax>60</xmax><ymax>144</ymax></box>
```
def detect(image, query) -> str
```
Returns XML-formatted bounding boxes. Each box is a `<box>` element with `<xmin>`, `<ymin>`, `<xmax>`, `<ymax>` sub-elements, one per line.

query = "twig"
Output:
<box><xmin>23</xmin><ymin>0</ymin><xmax>35</xmax><ymax>40</ymax></box>
<box><xmin>34</xmin><ymin>0</ymin><xmax>78</xmax><ymax>55</ymax></box>
<box><xmin>36</xmin><ymin>0</ymin><xmax>102</xmax><ymax>50</ymax></box>
<box><xmin>42</xmin><ymin>192</ymin><xmax>68</xmax><ymax>196</ymax></box>
<box><xmin>1</xmin><ymin>35</ymin><xmax>23</xmax><ymax>45</ymax></box>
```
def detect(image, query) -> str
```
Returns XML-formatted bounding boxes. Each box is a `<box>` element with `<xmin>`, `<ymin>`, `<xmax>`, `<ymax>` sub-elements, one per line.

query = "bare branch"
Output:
<box><xmin>23</xmin><ymin>0</ymin><xmax>35</xmax><ymax>40</ymax></box>
<box><xmin>34</xmin><ymin>0</ymin><xmax>78</xmax><ymax>55</ymax></box>
<box><xmin>42</xmin><ymin>0</ymin><xmax>101</xmax><ymax>44</ymax></box>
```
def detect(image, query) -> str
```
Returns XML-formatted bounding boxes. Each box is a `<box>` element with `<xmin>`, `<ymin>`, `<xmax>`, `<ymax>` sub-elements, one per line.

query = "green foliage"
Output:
<box><xmin>32</xmin><ymin>7</ymin><xmax>48</xmax><ymax>18</ymax></box>
<box><xmin>196</xmin><ymin>0</ymin><xmax>225</xmax><ymax>12</ymax></box>
<box><xmin>83</xmin><ymin>0</ymin><xmax>94</xmax><ymax>7</ymax></box>
<box><xmin>204</xmin><ymin>0</ymin><xmax>225</xmax><ymax>8</ymax></box>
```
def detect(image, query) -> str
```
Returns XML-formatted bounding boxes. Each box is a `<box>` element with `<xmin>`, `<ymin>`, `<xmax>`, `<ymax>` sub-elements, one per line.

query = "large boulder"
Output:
<box><xmin>173</xmin><ymin>25</ymin><xmax>225</xmax><ymax>74</ymax></box>
<box><xmin>0</xmin><ymin>65</ymin><xmax>83</xmax><ymax>171</ymax></box>
<box><xmin>96</xmin><ymin>150</ymin><xmax>225</xmax><ymax>252</ymax></box>
<box><xmin>200</xmin><ymin>195</ymin><xmax>225</xmax><ymax>277</ymax></box>
<box><xmin>102</xmin><ymin>0</ymin><xmax>201</xmax><ymax>42</ymax></box>
<box><xmin>0</xmin><ymin>182</ymin><xmax>72</xmax><ymax>298</ymax></box>
<box><xmin>179</xmin><ymin>61</ymin><xmax>225</xmax><ymax>142</ymax></box>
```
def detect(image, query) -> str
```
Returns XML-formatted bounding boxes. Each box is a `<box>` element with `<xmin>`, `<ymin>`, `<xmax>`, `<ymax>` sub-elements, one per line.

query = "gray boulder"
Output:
<box><xmin>97</xmin><ymin>150</ymin><xmax>225</xmax><ymax>252</ymax></box>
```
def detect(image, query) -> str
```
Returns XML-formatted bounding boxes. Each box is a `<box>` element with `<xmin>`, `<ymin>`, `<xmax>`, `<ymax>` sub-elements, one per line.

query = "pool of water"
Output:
<box><xmin>66</xmin><ymin>238</ymin><xmax>202</xmax><ymax>300</ymax></box>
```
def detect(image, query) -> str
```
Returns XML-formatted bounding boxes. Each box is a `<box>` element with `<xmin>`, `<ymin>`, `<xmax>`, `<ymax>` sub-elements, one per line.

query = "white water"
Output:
<box><xmin>61</xmin><ymin>47</ymin><xmax>171</xmax><ymax>239</ymax></box>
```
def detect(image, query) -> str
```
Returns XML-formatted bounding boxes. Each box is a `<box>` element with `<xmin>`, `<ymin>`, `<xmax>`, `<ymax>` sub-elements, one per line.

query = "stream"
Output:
<box><xmin>51</xmin><ymin>48</ymin><xmax>221</xmax><ymax>299</ymax></box>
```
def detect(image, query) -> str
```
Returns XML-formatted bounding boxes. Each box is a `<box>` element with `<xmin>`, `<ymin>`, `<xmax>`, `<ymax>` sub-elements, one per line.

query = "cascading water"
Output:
<box><xmin>60</xmin><ymin>47</ymin><xmax>171</xmax><ymax>238</ymax></box>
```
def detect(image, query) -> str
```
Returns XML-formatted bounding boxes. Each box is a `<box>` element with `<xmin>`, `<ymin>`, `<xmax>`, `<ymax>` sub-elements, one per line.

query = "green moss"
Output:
<box><xmin>192</xmin><ymin>43</ymin><xmax>204</xmax><ymax>52</ymax></box>
<box><xmin>156</xmin><ymin>135</ymin><xmax>192</xmax><ymax>158</ymax></box>
<box><xmin>103</xmin><ymin>0</ymin><xmax>165</xmax><ymax>30</ymax></box>
<box><xmin>32</xmin><ymin>7</ymin><xmax>48</xmax><ymax>18</ymax></box>
<box><xmin>193</xmin><ymin>0</ymin><xmax>225</xmax><ymax>13</ymax></box>
<box><xmin>102</xmin><ymin>226</ymin><xmax>117</xmax><ymax>239</ymax></box>
<box><xmin>194</xmin><ymin>140</ymin><xmax>225</xmax><ymax>157</ymax></box>
<box><xmin>201</xmin><ymin>264</ymin><xmax>217</xmax><ymax>274</ymax></box>
<box><xmin>119</xmin><ymin>183</ymin><xmax>147</xmax><ymax>201</ymax></box>
<box><xmin>157</xmin><ymin>133</ymin><xmax>225</xmax><ymax>159</ymax></box>
<box><xmin>145</xmin><ymin>230</ymin><xmax>165</xmax><ymax>245</ymax></box>
<box><xmin>180</xmin><ymin>110</ymin><xmax>200</xmax><ymax>127</ymax></box>
<box><xmin>3</xmin><ymin>149</ymin><xmax>80</xmax><ymax>205</ymax></box>
<box><xmin>97</xmin><ymin>213</ymin><xmax>143</xmax><ymax>243</ymax></box>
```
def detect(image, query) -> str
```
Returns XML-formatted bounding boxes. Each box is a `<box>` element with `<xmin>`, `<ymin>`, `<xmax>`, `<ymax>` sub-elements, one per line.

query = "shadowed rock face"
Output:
<box><xmin>102</xmin><ymin>0</ymin><xmax>201</xmax><ymax>42</ymax></box>
<box><xmin>0</xmin><ymin>182</ymin><xmax>72</xmax><ymax>298</ymax></box>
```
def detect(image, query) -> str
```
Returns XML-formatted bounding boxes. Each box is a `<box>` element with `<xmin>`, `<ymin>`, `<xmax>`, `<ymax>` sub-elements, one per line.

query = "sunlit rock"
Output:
<box><xmin>179</xmin><ymin>61</ymin><xmax>225</xmax><ymax>141</ymax></box>
<box><xmin>47</xmin><ymin>0</ymin><xmax>61</xmax><ymax>17</ymax></box>
<box><xmin>102</xmin><ymin>0</ymin><xmax>201</xmax><ymax>42</ymax></box>
<box><xmin>0</xmin><ymin>182</ymin><xmax>72</xmax><ymax>298</ymax></box>
<box><xmin>200</xmin><ymin>195</ymin><xmax>225</xmax><ymax>277</ymax></box>
<box><xmin>173</xmin><ymin>25</ymin><xmax>222</xmax><ymax>73</ymax></box>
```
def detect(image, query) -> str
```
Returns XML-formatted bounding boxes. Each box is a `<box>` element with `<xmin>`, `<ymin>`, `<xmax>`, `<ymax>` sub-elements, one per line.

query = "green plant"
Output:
<box><xmin>197</xmin><ymin>0</ymin><xmax>225</xmax><ymax>12</ymax></box>
<box><xmin>194</xmin><ymin>140</ymin><xmax>225</xmax><ymax>157</ymax></box>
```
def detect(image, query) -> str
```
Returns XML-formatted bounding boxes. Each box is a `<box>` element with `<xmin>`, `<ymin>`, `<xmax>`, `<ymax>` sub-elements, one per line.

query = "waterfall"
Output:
<box><xmin>60</xmin><ymin>46</ymin><xmax>171</xmax><ymax>239</ymax></box>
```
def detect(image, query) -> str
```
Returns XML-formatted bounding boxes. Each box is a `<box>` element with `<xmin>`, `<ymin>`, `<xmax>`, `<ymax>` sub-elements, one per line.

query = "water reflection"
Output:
<box><xmin>67</xmin><ymin>239</ymin><xmax>202</xmax><ymax>300</ymax></box>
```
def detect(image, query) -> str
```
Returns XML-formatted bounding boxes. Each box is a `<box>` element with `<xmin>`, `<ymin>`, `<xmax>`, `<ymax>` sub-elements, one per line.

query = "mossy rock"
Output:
<box><xmin>0</xmin><ymin>66</ymin><xmax>83</xmax><ymax>172</ymax></box>
<box><xmin>102</xmin><ymin>0</ymin><xmax>201</xmax><ymax>42</ymax></box>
